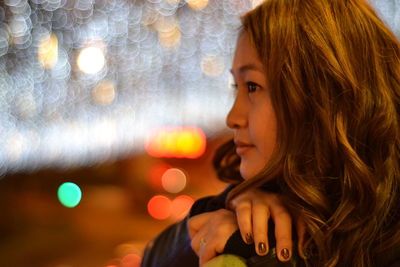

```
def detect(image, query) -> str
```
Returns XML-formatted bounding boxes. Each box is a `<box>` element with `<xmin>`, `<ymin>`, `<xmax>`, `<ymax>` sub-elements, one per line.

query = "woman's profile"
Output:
<box><xmin>141</xmin><ymin>0</ymin><xmax>400</xmax><ymax>266</ymax></box>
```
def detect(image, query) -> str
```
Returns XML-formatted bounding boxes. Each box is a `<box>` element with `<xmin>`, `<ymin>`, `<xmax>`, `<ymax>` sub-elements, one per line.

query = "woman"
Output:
<box><xmin>142</xmin><ymin>0</ymin><xmax>400</xmax><ymax>266</ymax></box>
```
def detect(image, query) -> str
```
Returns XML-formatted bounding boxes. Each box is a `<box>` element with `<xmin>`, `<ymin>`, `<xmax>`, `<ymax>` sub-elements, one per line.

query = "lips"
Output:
<box><xmin>234</xmin><ymin>140</ymin><xmax>254</xmax><ymax>155</ymax></box>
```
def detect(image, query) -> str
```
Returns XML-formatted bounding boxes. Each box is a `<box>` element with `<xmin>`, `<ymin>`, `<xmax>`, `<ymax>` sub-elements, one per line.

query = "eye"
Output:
<box><xmin>246</xmin><ymin>81</ymin><xmax>259</xmax><ymax>93</ymax></box>
<box><xmin>230</xmin><ymin>83</ymin><xmax>238</xmax><ymax>90</ymax></box>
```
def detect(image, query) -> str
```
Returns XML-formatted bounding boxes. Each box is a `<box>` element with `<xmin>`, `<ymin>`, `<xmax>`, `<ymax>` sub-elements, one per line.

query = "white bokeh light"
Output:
<box><xmin>77</xmin><ymin>46</ymin><xmax>105</xmax><ymax>74</ymax></box>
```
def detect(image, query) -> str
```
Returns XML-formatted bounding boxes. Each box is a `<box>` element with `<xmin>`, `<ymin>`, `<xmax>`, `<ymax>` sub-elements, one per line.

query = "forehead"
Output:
<box><xmin>231</xmin><ymin>33</ymin><xmax>264</xmax><ymax>74</ymax></box>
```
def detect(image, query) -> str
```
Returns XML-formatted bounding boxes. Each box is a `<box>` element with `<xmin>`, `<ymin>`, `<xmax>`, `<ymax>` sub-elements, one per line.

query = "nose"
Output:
<box><xmin>226</xmin><ymin>94</ymin><xmax>247</xmax><ymax>129</ymax></box>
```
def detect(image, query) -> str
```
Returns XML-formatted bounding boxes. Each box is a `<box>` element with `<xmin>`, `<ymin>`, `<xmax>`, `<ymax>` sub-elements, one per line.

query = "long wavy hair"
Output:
<box><xmin>214</xmin><ymin>0</ymin><xmax>400</xmax><ymax>266</ymax></box>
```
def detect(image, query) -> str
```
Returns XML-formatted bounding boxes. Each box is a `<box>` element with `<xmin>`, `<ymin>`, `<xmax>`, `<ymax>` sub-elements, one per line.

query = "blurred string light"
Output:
<box><xmin>201</xmin><ymin>54</ymin><xmax>225</xmax><ymax>77</ymax></box>
<box><xmin>186</xmin><ymin>0</ymin><xmax>209</xmax><ymax>10</ymax></box>
<box><xmin>120</xmin><ymin>253</ymin><xmax>141</xmax><ymax>267</ymax></box>
<box><xmin>92</xmin><ymin>80</ymin><xmax>116</xmax><ymax>106</ymax></box>
<box><xmin>0</xmin><ymin>0</ymin><xmax>397</xmax><ymax>173</ymax></box>
<box><xmin>161</xmin><ymin>167</ymin><xmax>187</xmax><ymax>193</ymax></box>
<box><xmin>38</xmin><ymin>32</ymin><xmax>58</xmax><ymax>68</ymax></box>
<box><xmin>57</xmin><ymin>182</ymin><xmax>82</xmax><ymax>208</ymax></box>
<box><xmin>252</xmin><ymin>0</ymin><xmax>265</xmax><ymax>9</ymax></box>
<box><xmin>147</xmin><ymin>195</ymin><xmax>171</xmax><ymax>220</ymax></box>
<box><xmin>113</xmin><ymin>243</ymin><xmax>143</xmax><ymax>267</ymax></box>
<box><xmin>77</xmin><ymin>46</ymin><xmax>105</xmax><ymax>74</ymax></box>
<box><xmin>170</xmin><ymin>195</ymin><xmax>194</xmax><ymax>220</ymax></box>
<box><xmin>147</xmin><ymin>194</ymin><xmax>194</xmax><ymax>220</ymax></box>
<box><xmin>145</xmin><ymin>126</ymin><xmax>206</xmax><ymax>158</ymax></box>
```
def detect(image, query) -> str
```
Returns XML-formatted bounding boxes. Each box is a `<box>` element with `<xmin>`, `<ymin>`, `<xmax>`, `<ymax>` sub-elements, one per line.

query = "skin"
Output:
<box><xmin>226</xmin><ymin>32</ymin><xmax>277</xmax><ymax>181</ymax></box>
<box><xmin>188</xmin><ymin>33</ymin><xmax>305</xmax><ymax>266</ymax></box>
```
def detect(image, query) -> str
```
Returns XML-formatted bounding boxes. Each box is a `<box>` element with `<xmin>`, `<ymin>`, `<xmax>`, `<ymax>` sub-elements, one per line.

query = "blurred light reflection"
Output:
<box><xmin>38</xmin><ymin>32</ymin><xmax>58</xmax><ymax>68</ymax></box>
<box><xmin>171</xmin><ymin>195</ymin><xmax>194</xmax><ymax>220</ymax></box>
<box><xmin>77</xmin><ymin>46</ymin><xmax>105</xmax><ymax>74</ymax></box>
<box><xmin>147</xmin><ymin>195</ymin><xmax>171</xmax><ymax>220</ymax></box>
<box><xmin>161</xmin><ymin>168</ymin><xmax>187</xmax><ymax>193</ymax></box>
<box><xmin>0</xmin><ymin>0</ymin><xmax>396</xmax><ymax>173</ymax></box>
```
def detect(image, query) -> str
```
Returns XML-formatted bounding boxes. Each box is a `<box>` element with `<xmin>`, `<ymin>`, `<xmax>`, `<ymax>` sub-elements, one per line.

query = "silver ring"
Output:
<box><xmin>200</xmin><ymin>237</ymin><xmax>207</xmax><ymax>248</ymax></box>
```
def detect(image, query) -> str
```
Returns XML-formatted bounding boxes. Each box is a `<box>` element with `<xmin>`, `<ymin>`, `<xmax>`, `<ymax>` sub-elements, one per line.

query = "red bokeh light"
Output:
<box><xmin>147</xmin><ymin>195</ymin><xmax>172</xmax><ymax>220</ymax></box>
<box><xmin>120</xmin><ymin>253</ymin><xmax>141</xmax><ymax>267</ymax></box>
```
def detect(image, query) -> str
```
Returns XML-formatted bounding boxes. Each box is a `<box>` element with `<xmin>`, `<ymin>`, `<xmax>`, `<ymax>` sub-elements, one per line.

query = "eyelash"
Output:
<box><xmin>230</xmin><ymin>82</ymin><xmax>260</xmax><ymax>93</ymax></box>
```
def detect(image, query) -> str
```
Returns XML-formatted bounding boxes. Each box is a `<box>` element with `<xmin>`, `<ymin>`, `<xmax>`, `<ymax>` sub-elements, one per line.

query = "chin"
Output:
<box><xmin>240</xmin><ymin>164</ymin><xmax>258</xmax><ymax>180</ymax></box>
<box><xmin>239</xmin><ymin>158</ymin><xmax>267</xmax><ymax>180</ymax></box>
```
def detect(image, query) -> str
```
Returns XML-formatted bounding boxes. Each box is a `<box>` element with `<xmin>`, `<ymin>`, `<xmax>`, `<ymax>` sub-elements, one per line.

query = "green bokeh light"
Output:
<box><xmin>57</xmin><ymin>182</ymin><xmax>82</xmax><ymax>208</ymax></box>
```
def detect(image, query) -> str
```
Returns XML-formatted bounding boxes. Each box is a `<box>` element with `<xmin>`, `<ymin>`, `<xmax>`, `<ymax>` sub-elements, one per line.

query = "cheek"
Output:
<box><xmin>239</xmin><ymin>151</ymin><xmax>268</xmax><ymax>180</ymax></box>
<box><xmin>250</xmin><ymin>110</ymin><xmax>277</xmax><ymax>162</ymax></box>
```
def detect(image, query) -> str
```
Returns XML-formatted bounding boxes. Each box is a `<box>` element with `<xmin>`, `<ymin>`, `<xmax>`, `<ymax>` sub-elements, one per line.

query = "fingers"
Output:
<box><xmin>235</xmin><ymin>200</ymin><xmax>253</xmax><ymax>244</ymax></box>
<box><xmin>270</xmin><ymin>202</ymin><xmax>292</xmax><ymax>262</ymax></box>
<box><xmin>189</xmin><ymin>209</ymin><xmax>238</xmax><ymax>266</ymax></box>
<box><xmin>252</xmin><ymin>200</ymin><xmax>270</xmax><ymax>256</ymax></box>
<box><xmin>187</xmin><ymin>212</ymin><xmax>213</xmax><ymax>239</ymax></box>
<box><xmin>191</xmin><ymin>227</ymin><xmax>228</xmax><ymax>266</ymax></box>
<box><xmin>199</xmin><ymin>241</ymin><xmax>218</xmax><ymax>266</ymax></box>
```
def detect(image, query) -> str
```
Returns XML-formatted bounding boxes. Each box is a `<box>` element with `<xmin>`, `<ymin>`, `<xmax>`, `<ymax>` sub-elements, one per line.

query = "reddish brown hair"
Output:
<box><xmin>215</xmin><ymin>0</ymin><xmax>400</xmax><ymax>265</ymax></box>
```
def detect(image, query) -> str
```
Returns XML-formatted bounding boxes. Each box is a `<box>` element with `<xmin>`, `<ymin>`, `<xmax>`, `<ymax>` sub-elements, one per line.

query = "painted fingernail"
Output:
<box><xmin>258</xmin><ymin>242</ymin><xmax>266</xmax><ymax>254</ymax></box>
<box><xmin>281</xmin><ymin>248</ymin><xmax>290</xmax><ymax>260</ymax></box>
<box><xmin>245</xmin><ymin>233</ymin><xmax>253</xmax><ymax>244</ymax></box>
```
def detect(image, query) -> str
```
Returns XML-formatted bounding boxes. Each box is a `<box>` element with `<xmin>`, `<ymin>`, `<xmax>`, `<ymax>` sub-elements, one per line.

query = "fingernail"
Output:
<box><xmin>245</xmin><ymin>233</ymin><xmax>253</xmax><ymax>244</ymax></box>
<box><xmin>281</xmin><ymin>248</ymin><xmax>290</xmax><ymax>260</ymax></box>
<box><xmin>258</xmin><ymin>242</ymin><xmax>266</xmax><ymax>254</ymax></box>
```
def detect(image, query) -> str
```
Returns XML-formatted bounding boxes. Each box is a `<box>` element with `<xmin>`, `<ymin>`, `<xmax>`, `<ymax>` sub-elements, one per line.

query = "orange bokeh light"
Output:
<box><xmin>147</xmin><ymin>195</ymin><xmax>172</xmax><ymax>220</ymax></box>
<box><xmin>171</xmin><ymin>195</ymin><xmax>194</xmax><ymax>221</ymax></box>
<box><xmin>145</xmin><ymin>126</ymin><xmax>206</xmax><ymax>158</ymax></box>
<box><xmin>121</xmin><ymin>253</ymin><xmax>141</xmax><ymax>267</ymax></box>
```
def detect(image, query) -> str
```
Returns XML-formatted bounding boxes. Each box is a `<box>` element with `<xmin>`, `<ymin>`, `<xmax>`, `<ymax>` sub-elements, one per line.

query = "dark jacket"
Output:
<box><xmin>141</xmin><ymin>185</ymin><xmax>303</xmax><ymax>267</ymax></box>
<box><xmin>141</xmin><ymin>185</ymin><xmax>400</xmax><ymax>267</ymax></box>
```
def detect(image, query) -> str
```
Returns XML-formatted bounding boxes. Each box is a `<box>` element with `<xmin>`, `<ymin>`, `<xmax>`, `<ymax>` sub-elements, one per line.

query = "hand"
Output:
<box><xmin>188</xmin><ymin>209</ymin><xmax>238</xmax><ymax>266</ymax></box>
<box><xmin>229</xmin><ymin>189</ymin><xmax>307</xmax><ymax>261</ymax></box>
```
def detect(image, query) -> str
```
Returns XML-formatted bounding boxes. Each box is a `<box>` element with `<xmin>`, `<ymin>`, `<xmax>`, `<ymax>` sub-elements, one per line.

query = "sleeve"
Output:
<box><xmin>141</xmin><ymin>184</ymin><xmax>236</xmax><ymax>267</ymax></box>
<box><xmin>141</xmin><ymin>216</ymin><xmax>198</xmax><ymax>267</ymax></box>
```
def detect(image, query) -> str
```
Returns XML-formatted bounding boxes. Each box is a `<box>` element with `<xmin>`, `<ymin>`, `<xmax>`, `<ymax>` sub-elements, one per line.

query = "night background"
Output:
<box><xmin>0</xmin><ymin>0</ymin><xmax>398</xmax><ymax>266</ymax></box>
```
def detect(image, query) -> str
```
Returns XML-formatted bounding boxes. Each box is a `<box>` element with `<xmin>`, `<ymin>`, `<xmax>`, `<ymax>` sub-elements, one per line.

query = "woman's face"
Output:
<box><xmin>227</xmin><ymin>32</ymin><xmax>277</xmax><ymax>180</ymax></box>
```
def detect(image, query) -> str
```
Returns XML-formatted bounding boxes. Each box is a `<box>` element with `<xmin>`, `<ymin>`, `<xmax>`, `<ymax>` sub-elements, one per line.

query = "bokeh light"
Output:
<box><xmin>77</xmin><ymin>46</ymin><xmax>105</xmax><ymax>74</ymax></box>
<box><xmin>252</xmin><ymin>0</ymin><xmax>265</xmax><ymax>9</ymax></box>
<box><xmin>145</xmin><ymin>127</ymin><xmax>206</xmax><ymax>158</ymax></box>
<box><xmin>158</xmin><ymin>26</ymin><xmax>181</xmax><ymax>50</ymax></box>
<box><xmin>5</xmin><ymin>131</ymin><xmax>26</xmax><ymax>162</ymax></box>
<box><xmin>92</xmin><ymin>80</ymin><xmax>116</xmax><ymax>106</ymax></box>
<box><xmin>186</xmin><ymin>0</ymin><xmax>209</xmax><ymax>10</ymax></box>
<box><xmin>0</xmin><ymin>0</ymin><xmax>394</xmax><ymax>174</ymax></box>
<box><xmin>171</xmin><ymin>195</ymin><xmax>194</xmax><ymax>221</ymax></box>
<box><xmin>201</xmin><ymin>54</ymin><xmax>225</xmax><ymax>77</ymax></box>
<box><xmin>120</xmin><ymin>253</ymin><xmax>141</xmax><ymax>267</ymax></box>
<box><xmin>147</xmin><ymin>195</ymin><xmax>171</xmax><ymax>220</ymax></box>
<box><xmin>161</xmin><ymin>168</ymin><xmax>187</xmax><ymax>193</ymax></box>
<box><xmin>57</xmin><ymin>182</ymin><xmax>82</xmax><ymax>208</ymax></box>
<box><xmin>38</xmin><ymin>32</ymin><xmax>58</xmax><ymax>69</ymax></box>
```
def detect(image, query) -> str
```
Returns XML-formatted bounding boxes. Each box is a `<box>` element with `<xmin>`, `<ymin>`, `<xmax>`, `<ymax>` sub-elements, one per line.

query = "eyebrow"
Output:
<box><xmin>230</xmin><ymin>64</ymin><xmax>264</xmax><ymax>76</ymax></box>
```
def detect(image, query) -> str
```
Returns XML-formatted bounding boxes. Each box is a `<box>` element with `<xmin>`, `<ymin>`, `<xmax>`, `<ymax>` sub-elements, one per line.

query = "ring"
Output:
<box><xmin>199</xmin><ymin>237</ymin><xmax>207</xmax><ymax>248</ymax></box>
